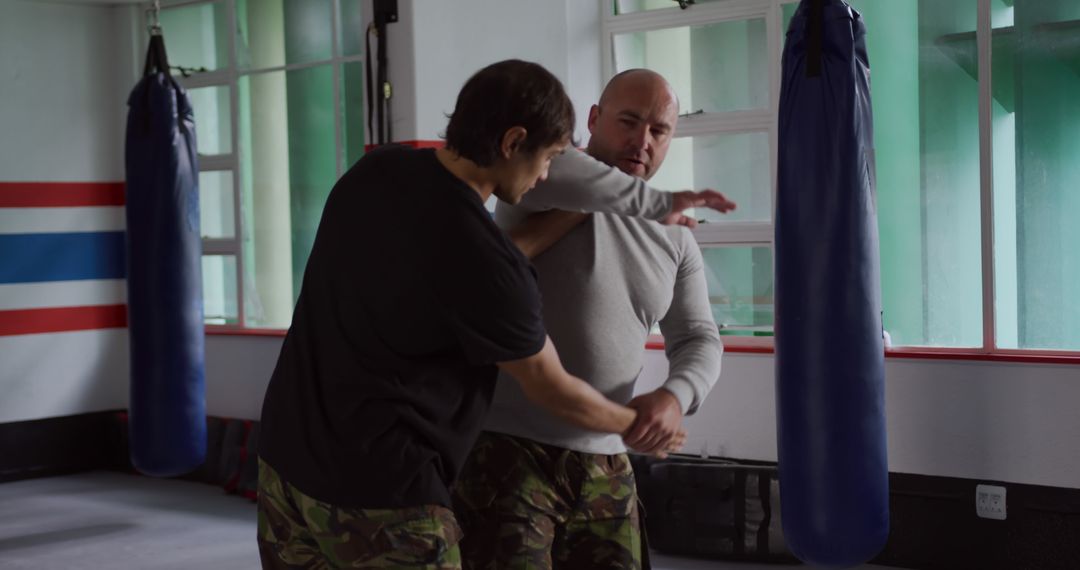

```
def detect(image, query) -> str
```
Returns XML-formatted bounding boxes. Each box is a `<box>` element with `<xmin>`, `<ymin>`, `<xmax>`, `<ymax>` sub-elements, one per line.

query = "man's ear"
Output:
<box><xmin>500</xmin><ymin>126</ymin><xmax>528</xmax><ymax>159</ymax></box>
<box><xmin>587</xmin><ymin>105</ymin><xmax>601</xmax><ymax>134</ymax></box>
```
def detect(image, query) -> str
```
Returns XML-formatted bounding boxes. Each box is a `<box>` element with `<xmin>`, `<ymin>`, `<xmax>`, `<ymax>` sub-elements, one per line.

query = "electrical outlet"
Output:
<box><xmin>976</xmin><ymin>484</ymin><xmax>1007</xmax><ymax>520</ymax></box>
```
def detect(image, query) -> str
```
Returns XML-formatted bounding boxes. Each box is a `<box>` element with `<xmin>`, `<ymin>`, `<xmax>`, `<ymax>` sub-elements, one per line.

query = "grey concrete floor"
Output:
<box><xmin>0</xmin><ymin>472</ymin><xmax>901</xmax><ymax>569</ymax></box>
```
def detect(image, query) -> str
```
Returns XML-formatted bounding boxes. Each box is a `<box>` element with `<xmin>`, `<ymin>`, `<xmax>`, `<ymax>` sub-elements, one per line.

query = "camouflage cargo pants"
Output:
<box><xmin>451</xmin><ymin>432</ymin><xmax>649</xmax><ymax>570</ymax></box>
<box><xmin>257</xmin><ymin>458</ymin><xmax>463</xmax><ymax>569</ymax></box>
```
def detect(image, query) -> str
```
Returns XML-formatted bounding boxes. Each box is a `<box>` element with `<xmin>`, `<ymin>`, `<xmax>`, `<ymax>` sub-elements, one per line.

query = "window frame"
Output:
<box><xmin>604</xmin><ymin>0</ymin><xmax>1080</xmax><ymax>359</ymax></box>
<box><xmin>148</xmin><ymin>0</ymin><xmax>366</xmax><ymax>331</ymax></box>
<box><xmin>603</xmin><ymin>0</ymin><xmax>780</xmax><ymax>350</ymax></box>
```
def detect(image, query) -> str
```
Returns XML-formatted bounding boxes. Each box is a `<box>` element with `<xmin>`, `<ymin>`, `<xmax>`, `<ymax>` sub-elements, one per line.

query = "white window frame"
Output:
<box><xmin>604</xmin><ymin>0</ymin><xmax>1079</xmax><ymax>358</ymax></box>
<box><xmin>145</xmin><ymin>0</ymin><xmax>366</xmax><ymax>331</ymax></box>
<box><xmin>602</xmin><ymin>0</ymin><xmax>783</xmax><ymax>348</ymax></box>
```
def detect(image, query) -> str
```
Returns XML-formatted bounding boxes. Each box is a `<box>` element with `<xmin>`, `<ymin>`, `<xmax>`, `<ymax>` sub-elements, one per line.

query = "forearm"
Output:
<box><xmin>524</xmin><ymin>367</ymin><xmax>637</xmax><ymax>434</ymax></box>
<box><xmin>499</xmin><ymin>337</ymin><xmax>637</xmax><ymax>434</ymax></box>
<box><xmin>508</xmin><ymin>210</ymin><xmax>589</xmax><ymax>259</ymax></box>
<box><xmin>663</xmin><ymin>332</ymin><xmax>723</xmax><ymax>415</ymax></box>
<box><xmin>518</xmin><ymin>149</ymin><xmax>672</xmax><ymax>219</ymax></box>
<box><xmin>658</xmin><ymin>239</ymin><xmax>724</xmax><ymax>414</ymax></box>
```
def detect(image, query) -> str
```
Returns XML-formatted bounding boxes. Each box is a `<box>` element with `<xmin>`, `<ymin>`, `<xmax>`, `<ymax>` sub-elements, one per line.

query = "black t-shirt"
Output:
<box><xmin>257</xmin><ymin>146</ymin><xmax>546</xmax><ymax>508</ymax></box>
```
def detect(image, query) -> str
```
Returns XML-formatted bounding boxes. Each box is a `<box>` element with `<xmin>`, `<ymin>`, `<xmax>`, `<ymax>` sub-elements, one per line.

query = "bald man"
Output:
<box><xmin>453</xmin><ymin>70</ymin><xmax>729</xmax><ymax>569</ymax></box>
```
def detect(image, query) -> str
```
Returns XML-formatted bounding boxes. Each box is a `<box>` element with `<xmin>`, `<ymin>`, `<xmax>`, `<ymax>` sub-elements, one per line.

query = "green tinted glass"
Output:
<box><xmin>203</xmin><ymin>255</ymin><xmax>239</xmax><ymax>325</ymax></box>
<box><xmin>992</xmin><ymin>0</ymin><xmax>1080</xmax><ymax>350</ymax></box>
<box><xmin>238</xmin><ymin>65</ymin><xmax>336</xmax><ymax>328</ymax></box>
<box><xmin>614</xmin><ymin>18</ymin><xmax>768</xmax><ymax>113</ymax></box>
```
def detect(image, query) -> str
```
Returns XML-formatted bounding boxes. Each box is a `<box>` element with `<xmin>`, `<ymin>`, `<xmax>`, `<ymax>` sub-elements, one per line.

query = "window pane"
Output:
<box><xmin>159</xmin><ymin>1</ymin><xmax>230</xmax><ymax>72</ymax></box>
<box><xmin>199</xmin><ymin>170</ymin><xmax>235</xmax><ymax>239</ymax></box>
<box><xmin>613</xmin><ymin>18</ymin><xmax>768</xmax><ymax>113</ymax></box>
<box><xmin>238</xmin><ymin>65</ymin><xmax>336</xmax><ymax>328</ymax></box>
<box><xmin>648</xmin><ymin>132</ymin><xmax>771</xmax><ymax>223</ymax></box>
<box><xmin>202</xmin><ymin>255</ymin><xmax>238</xmax><ymax>325</ymax></box>
<box><xmin>793</xmin><ymin>0</ymin><xmax>990</xmax><ymax>348</ymax></box>
<box><xmin>188</xmin><ymin>85</ymin><xmax>232</xmax><ymax>155</ymax></box>
<box><xmin>614</xmin><ymin>0</ymin><xmax>729</xmax><ymax>16</ymax></box>
<box><xmin>338</xmin><ymin>0</ymin><xmax>365</xmax><ymax>58</ymax></box>
<box><xmin>993</xmin><ymin>0</ymin><xmax>1080</xmax><ymax>350</ymax></box>
<box><xmin>701</xmin><ymin>246</ymin><xmax>774</xmax><ymax>335</ymax></box>
<box><xmin>782</xmin><ymin>2</ymin><xmax>797</xmax><ymax>38</ymax></box>
<box><xmin>840</xmin><ymin>0</ymin><xmax>983</xmax><ymax>348</ymax></box>
<box><xmin>237</xmin><ymin>0</ymin><xmax>333</xmax><ymax>70</ymax></box>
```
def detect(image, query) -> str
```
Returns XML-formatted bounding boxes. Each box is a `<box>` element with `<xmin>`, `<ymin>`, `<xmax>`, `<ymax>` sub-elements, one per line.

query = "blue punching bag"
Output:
<box><xmin>124</xmin><ymin>33</ymin><xmax>207</xmax><ymax>477</ymax></box>
<box><xmin>774</xmin><ymin>0</ymin><xmax>888</xmax><ymax>566</ymax></box>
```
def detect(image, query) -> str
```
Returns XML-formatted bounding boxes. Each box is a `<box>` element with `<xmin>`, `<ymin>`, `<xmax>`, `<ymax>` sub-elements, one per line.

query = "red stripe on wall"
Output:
<box><xmin>0</xmin><ymin>304</ymin><xmax>128</xmax><ymax>336</ymax></box>
<box><xmin>0</xmin><ymin>182</ymin><xmax>126</xmax><ymax>208</ymax></box>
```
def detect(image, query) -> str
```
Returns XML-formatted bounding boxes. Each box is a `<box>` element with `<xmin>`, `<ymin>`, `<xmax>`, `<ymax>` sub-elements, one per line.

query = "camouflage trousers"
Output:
<box><xmin>451</xmin><ymin>432</ymin><xmax>649</xmax><ymax>570</ymax></box>
<box><xmin>257</xmin><ymin>458</ymin><xmax>463</xmax><ymax>569</ymax></box>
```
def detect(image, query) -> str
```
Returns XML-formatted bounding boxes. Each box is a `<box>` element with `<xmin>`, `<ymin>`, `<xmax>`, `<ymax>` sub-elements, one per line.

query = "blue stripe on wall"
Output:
<box><xmin>0</xmin><ymin>232</ymin><xmax>125</xmax><ymax>284</ymax></box>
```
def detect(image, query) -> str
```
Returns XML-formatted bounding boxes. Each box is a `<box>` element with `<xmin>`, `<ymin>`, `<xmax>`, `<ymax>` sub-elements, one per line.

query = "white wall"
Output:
<box><xmin>207</xmin><ymin>334</ymin><xmax>1080</xmax><ymax>491</ymax></box>
<box><xmin>0</xmin><ymin>1</ymin><xmax>139</xmax><ymax>423</ymax></box>
<box><xmin>637</xmin><ymin>351</ymin><xmax>1080</xmax><ymax>490</ymax></box>
<box><xmin>204</xmin><ymin>335</ymin><xmax>281</xmax><ymax>420</ymax></box>
<box><xmin>1</xmin><ymin>329</ymin><xmax>129</xmax><ymax>423</ymax></box>
<box><xmin>377</xmin><ymin>0</ymin><xmax>601</xmax><ymax>145</ymax></box>
<box><xmin>0</xmin><ymin>1</ymin><xmax>137</xmax><ymax>181</ymax></box>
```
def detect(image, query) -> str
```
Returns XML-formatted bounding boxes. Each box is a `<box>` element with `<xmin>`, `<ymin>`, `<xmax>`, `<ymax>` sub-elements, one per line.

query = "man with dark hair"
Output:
<box><xmin>255</xmin><ymin>60</ymin><xmax>710</xmax><ymax>569</ymax></box>
<box><xmin>454</xmin><ymin>69</ymin><xmax>730</xmax><ymax>569</ymax></box>
<box><xmin>444</xmin><ymin>60</ymin><xmax>576</xmax><ymax>169</ymax></box>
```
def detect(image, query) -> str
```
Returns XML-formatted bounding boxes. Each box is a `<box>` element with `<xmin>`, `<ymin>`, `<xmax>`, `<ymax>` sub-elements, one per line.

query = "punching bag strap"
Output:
<box><xmin>143</xmin><ymin>35</ymin><xmax>171</xmax><ymax>78</ymax></box>
<box><xmin>806</xmin><ymin>0</ymin><xmax>824</xmax><ymax>78</ymax></box>
<box><xmin>139</xmin><ymin>33</ymin><xmax>174</xmax><ymax>134</ymax></box>
<box><xmin>143</xmin><ymin>0</ymin><xmax>169</xmax><ymax>79</ymax></box>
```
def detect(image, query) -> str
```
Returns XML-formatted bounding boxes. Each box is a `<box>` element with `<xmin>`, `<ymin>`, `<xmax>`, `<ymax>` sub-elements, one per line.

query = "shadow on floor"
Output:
<box><xmin>0</xmin><ymin>522</ymin><xmax>138</xmax><ymax>552</ymax></box>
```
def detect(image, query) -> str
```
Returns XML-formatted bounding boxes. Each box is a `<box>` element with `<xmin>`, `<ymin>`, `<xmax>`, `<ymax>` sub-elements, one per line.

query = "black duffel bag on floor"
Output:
<box><xmin>632</xmin><ymin>455</ymin><xmax>799</xmax><ymax>564</ymax></box>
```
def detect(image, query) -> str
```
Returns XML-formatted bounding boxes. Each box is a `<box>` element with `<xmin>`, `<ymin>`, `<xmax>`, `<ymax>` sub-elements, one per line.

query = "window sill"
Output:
<box><xmin>646</xmin><ymin>335</ymin><xmax>1080</xmax><ymax>365</ymax></box>
<box><xmin>206</xmin><ymin>330</ymin><xmax>1080</xmax><ymax>365</ymax></box>
<box><xmin>206</xmin><ymin>326</ymin><xmax>286</xmax><ymax>338</ymax></box>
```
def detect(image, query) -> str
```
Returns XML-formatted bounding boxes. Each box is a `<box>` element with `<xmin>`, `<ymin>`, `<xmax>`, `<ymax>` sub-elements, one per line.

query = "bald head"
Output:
<box><xmin>587</xmin><ymin>69</ymin><xmax>679</xmax><ymax>180</ymax></box>
<box><xmin>598</xmin><ymin>69</ymin><xmax>679</xmax><ymax>112</ymax></box>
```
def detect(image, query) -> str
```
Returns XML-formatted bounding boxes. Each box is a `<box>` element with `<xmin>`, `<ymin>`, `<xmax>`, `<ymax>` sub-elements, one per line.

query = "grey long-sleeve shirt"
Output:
<box><xmin>486</xmin><ymin>148</ymin><xmax>724</xmax><ymax>454</ymax></box>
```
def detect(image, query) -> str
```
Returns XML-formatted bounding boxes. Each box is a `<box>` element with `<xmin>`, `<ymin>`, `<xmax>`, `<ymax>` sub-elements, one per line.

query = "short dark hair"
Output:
<box><xmin>444</xmin><ymin>60</ymin><xmax>575</xmax><ymax>166</ymax></box>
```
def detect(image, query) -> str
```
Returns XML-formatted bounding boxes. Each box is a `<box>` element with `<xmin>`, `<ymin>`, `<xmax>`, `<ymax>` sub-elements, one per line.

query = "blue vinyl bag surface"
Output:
<box><xmin>774</xmin><ymin>0</ymin><xmax>889</xmax><ymax>566</ymax></box>
<box><xmin>124</xmin><ymin>35</ymin><xmax>206</xmax><ymax>477</ymax></box>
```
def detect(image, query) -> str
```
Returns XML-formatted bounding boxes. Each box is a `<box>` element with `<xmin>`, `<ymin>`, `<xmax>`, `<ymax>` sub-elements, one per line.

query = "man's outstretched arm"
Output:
<box><xmin>498</xmin><ymin>148</ymin><xmax>735</xmax><ymax>231</ymax></box>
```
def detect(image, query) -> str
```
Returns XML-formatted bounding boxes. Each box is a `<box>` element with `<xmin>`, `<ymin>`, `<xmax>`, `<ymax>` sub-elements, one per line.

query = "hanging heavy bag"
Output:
<box><xmin>774</xmin><ymin>0</ymin><xmax>889</xmax><ymax>566</ymax></box>
<box><xmin>124</xmin><ymin>32</ymin><xmax>207</xmax><ymax>477</ymax></box>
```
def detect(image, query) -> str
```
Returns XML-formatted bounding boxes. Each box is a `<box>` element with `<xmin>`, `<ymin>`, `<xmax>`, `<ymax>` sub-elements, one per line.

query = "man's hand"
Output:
<box><xmin>662</xmin><ymin>190</ymin><xmax>737</xmax><ymax>228</ymax></box>
<box><xmin>622</xmin><ymin>388</ymin><xmax>686</xmax><ymax>458</ymax></box>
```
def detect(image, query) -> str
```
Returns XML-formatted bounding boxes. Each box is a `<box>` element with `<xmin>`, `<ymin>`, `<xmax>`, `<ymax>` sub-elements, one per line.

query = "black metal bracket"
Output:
<box><xmin>373</xmin><ymin>0</ymin><xmax>398</xmax><ymax>26</ymax></box>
